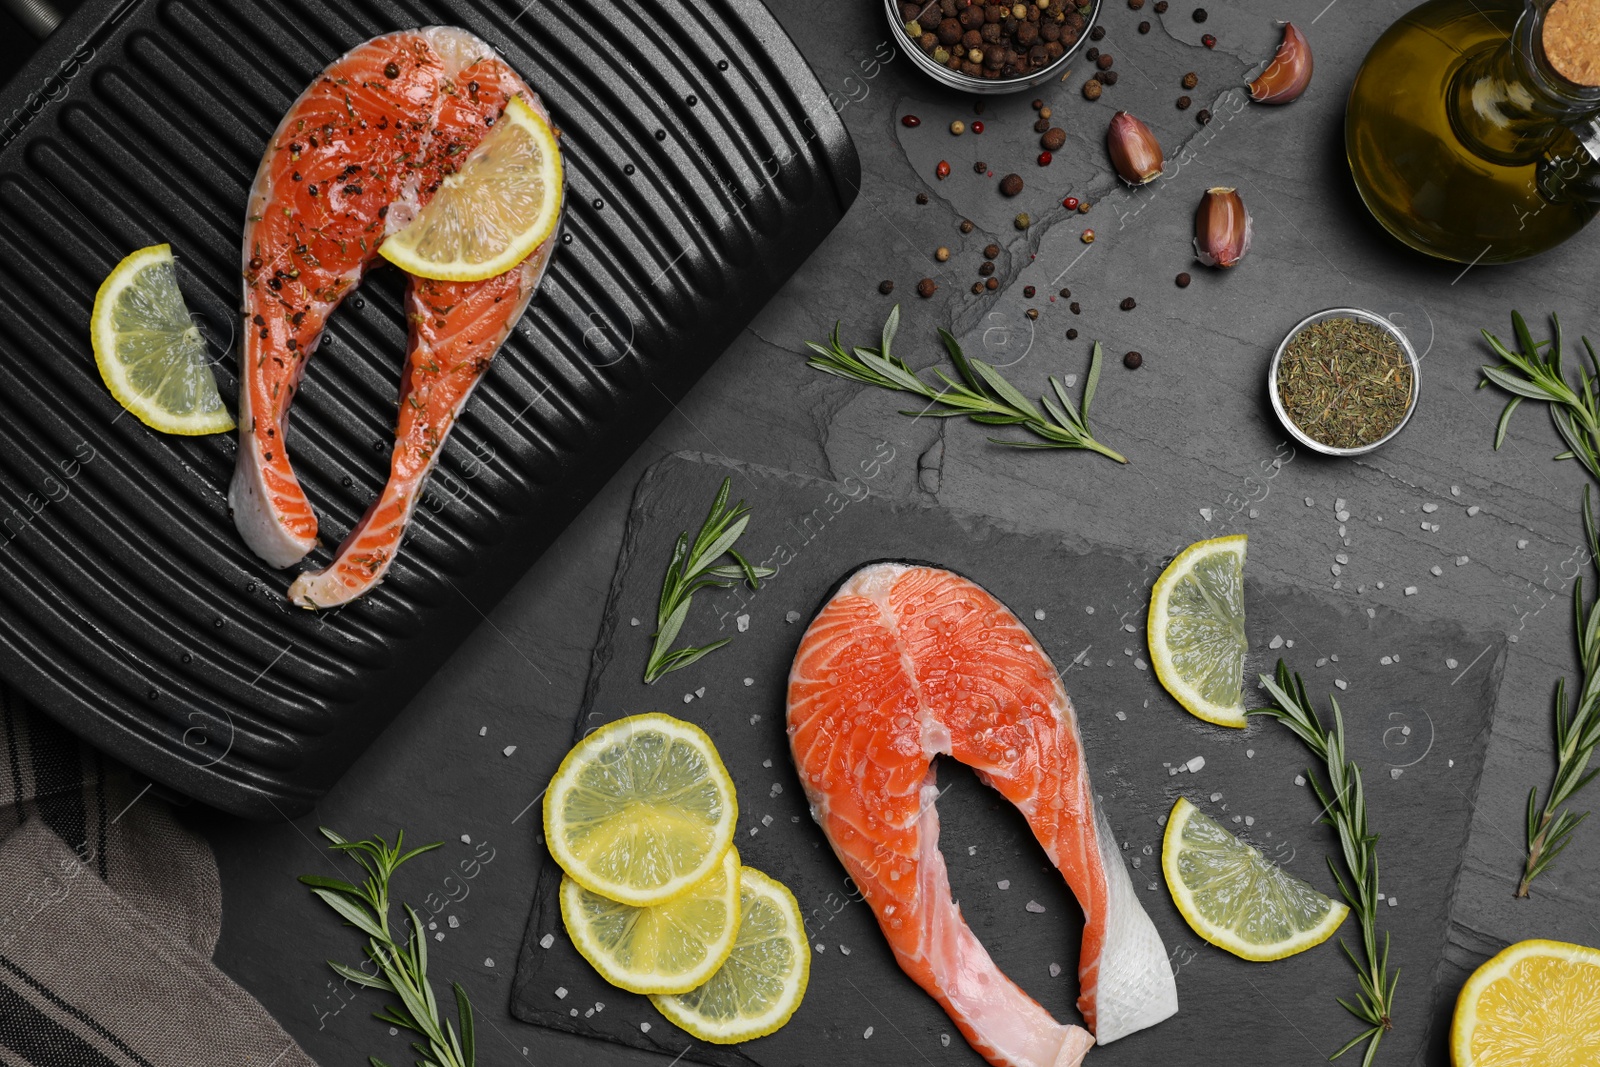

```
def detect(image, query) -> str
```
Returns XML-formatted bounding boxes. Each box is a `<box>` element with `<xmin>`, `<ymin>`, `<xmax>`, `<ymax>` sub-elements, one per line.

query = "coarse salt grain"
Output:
<box><xmin>503</xmin><ymin>745</ymin><xmax>517</xmax><ymax>756</ymax></box>
<box><xmin>1336</xmin><ymin>679</ymin><xmax>1348</xmax><ymax>689</ymax></box>
<box><xmin>785</xmin><ymin>610</ymin><xmax>801</xmax><ymax>623</ymax></box>
<box><xmin>540</xmin><ymin>933</ymin><xmax>555</xmax><ymax>949</ymax></box>
<box><xmin>555</xmin><ymin>987</ymin><xmax>568</xmax><ymax>999</ymax></box>
<box><xmin>1405</xmin><ymin>586</ymin><xmax>1418</xmax><ymax>595</ymax></box>
<box><xmin>1294</xmin><ymin>775</ymin><xmax>1306</xmax><ymax>786</ymax></box>
<box><xmin>1026</xmin><ymin>900</ymin><xmax>1046</xmax><ymax>913</ymax></box>
<box><xmin>998</xmin><ymin>879</ymin><xmax>1011</xmax><ymax>889</ymax></box>
<box><xmin>1269</xmin><ymin>635</ymin><xmax>1284</xmax><ymax>649</ymax></box>
<box><xmin>1210</xmin><ymin>792</ymin><xmax>1223</xmax><ymax>802</ymax></box>
<box><xmin>736</xmin><ymin>614</ymin><xmax>750</xmax><ymax>632</ymax></box>
<box><xmin>1187</xmin><ymin>756</ymin><xmax>1206</xmax><ymax>773</ymax></box>
<box><xmin>1049</xmin><ymin>962</ymin><xmax>1062</xmax><ymax>977</ymax></box>
<box><xmin>1034</xmin><ymin>608</ymin><xmax>1046</xmax><ymax>620</ymax></box>
<box><xmin>864</xmin><ymin>1027</ymin><xmax>874</xmax><ymax>1040</ymax></box>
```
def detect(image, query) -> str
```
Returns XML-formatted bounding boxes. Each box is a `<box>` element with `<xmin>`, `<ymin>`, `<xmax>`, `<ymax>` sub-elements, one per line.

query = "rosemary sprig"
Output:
<box><xmin>1254</xmin><ymin>662</ymin><xmax>1398</xmax><ymax>1067</ymax></box>
<box><xmin>805</xmin><ymin>305</ymin><xmax>1127</xmax><ymax>463</ymax></box>
<box><xmin>299</xmin><ymin>828</ymin><xmax>473</xmax><ymax>1067</ymax></box>
<box><xmin>1519</xmin><ymin>486</ymin><xmax>1600</xmax><ymax>897</ymax></box>
<box><xmin>645</xmin><ymin>476</ymin><xmax>774</xmax><ymax>684</ymax></box>
<box><xmin>1480</xmin><ymin>311</ymin><xmax>1600</xmax><ymax>895</ymax></box>
<box><xmin>1481</xmin><ymin>310</ymin><xmax>1600</xmax><ymax>481</ymax></box>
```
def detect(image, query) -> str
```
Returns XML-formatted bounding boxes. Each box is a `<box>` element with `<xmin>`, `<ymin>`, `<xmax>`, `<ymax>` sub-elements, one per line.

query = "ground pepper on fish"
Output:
<box><xmin>1277</xmin><ymin>317</ymin><xmax>1412</xmax><ymax>449</ymax></box>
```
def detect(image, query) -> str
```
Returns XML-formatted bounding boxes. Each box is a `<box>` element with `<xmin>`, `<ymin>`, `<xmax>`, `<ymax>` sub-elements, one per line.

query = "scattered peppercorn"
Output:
<box><xmin>974</xmin><ymin>160</ymin><xmax>988</xmax><ymax>174</ymax></box>
<box><xmin>1090</xmin><ymin>25</ymin><xmax>1106</xmax><ymax>40</ymax></box>
<box><xmin>1202</xmin><ymin>33</ymin><xmax>1216</xmax><ymax>47</ymax></box>
<box><xmin>1038</xmin><ymin>151</ymin><xmax>1053</xmax><ymax>166</ymax></box>
<box><xmin>999</xmin><ymin>173</ymin><xmax>1025</xmax><ymax>196</ymax></box>
<box><xmin>1182</xmin><ymin>71</ymin><xmax>1199</xmax><ymax>89</ymax></box>
<box><xmin>972</xmin><ymin>120</ymin><xmax>984</xmax><ymax>134</ymax></box>
<box><xmin>1081</xmin><ymin>229</ymin><xmax>1096</xmax><ymax>243</ymax></box>
<box><xmin>950</xmin><ymin>120</ymin><xmax>966</xmax><ymax>135</ymax></box>
<box><xmin>1193</xmin><ymin>8</ymin><xmax>1208</xmax><ymax>22</ymax></box>
<box><xmin>879</xmin><ymin>280</ymin><xmax>896</xmax><ymax>295</ymax></box>
<box><xmin>1124</xmin><ymin>351</ymin><xmax>1143</xmax><ymax>369</ymax></box>
<box><xmin>1032</xmin><ymin>98</ymin><xmax>1044</xmax><ymax>109</ymax></box>
<box><xmin>972</xmin><ymin>282</ymin><xmax>985</xmax><ymax>294</ymax></box>
<box><xmin>1177</xmin><ymin>95</ymin><xmax>1192</xmax><ymax>109</ymax></box>
<box><xmin>1196</xmin><ymin>108</ymin><xmax>1212</xmax><ymax>124</ymax></box>
<box><xmin>984</xmin><ymin>243</ymin><xmax>1001</xmax><ymax>259</ymax></box>
<box><xmin>1120</xmin><ymin>297</ymin><xmax>1137</xmax><ymax>310</ymax></box>
<box><xmin>1041</xmin><ymin>127</ymin><xmax>1067</xmax><ymax>150</ymax></box>
<box><xmin>1176</xmin><ymin>271</ymin><xmax>1192</xmax><ymax>287</ymax></box>
<box><xmin>1096</xmin><ymin>53</ymin><xmax>1114</xmax><ymax>69</ymax></box>
<box><xmin>1059</xmin><ymin>287</ymin><xmax>1072</xmax><ymax>298</ymax></box>
<box><xmin>986</xmin><ymin>277</ymin><xmax>1000</xmax><ymax>290</ymax></box>
<box><xmin>1040</xmin><ymin>106</ymin><xmax>1052</xmax><ymax>119</ymax></box>
<box><xmin>1062</xmin><ymin>196</ymin><xmax>1080</xmax><ymax>210</ymax></box>
<box><xmin>1033</xmin><ymin>117</ymin><xmax>1051</xmax><ymax>133</ymax></box>
<box><xmin>1155</xmin><ymin>0</ymin><xmax>1168</xmax><ymax>10</ymax></box>
<box><xmin>917</xmin><ymin>278</ymin><xmax>938</xmax><ymax>298</ymax></box>
<box><xmin>384</xmin><ymin>61</ymin><xmax>400</xmax><ymax>79</ymax></box>
<box><xmin>1083</xmin><ymin>79</ymin><xmax>1103</xmax><ymax>100</ymax></box>
<box><xmin>902</xmin><ymin>114</ymin><xmax>922</xmax><ymax>127</ymax></box>
<box><xmin>1066</xmin><ymin>328</ymin><xmax>1079</xmax><ymax>339</ymax></box>
<box><xmin>1078</xmin><ymin>199</ymin><xmax>1092</xmax><ymax>213</ymax></box>
<box><xmin>1086</xmin><ymin>47</ymin><xmax>1099</xmax><ymax>60</ymax></box>
<box><xmin>935</xmin><ymin>246</ymin><xmax>952</xmax><ymax>262</ymax></box>
<box><xmin>974</xmin><ymin>100</ymin><xmax>985</xmax><ymax>113</ymax></box>
<box><xmin>1101</xmin><ymin>70</ymin><xmax>1119</xmax><ymax>84</ymax></box>
<box><xmin>936</xmin><ymin>160</ymin><xmax>952</xmax><ymax>179</ymax></box>
<box><xmin>1015</xmin><ymin>212</ymin><xmax>1031</xmax><ymax>230</ymax></box>
<box><xmin>1025</xmin><ymin>308</ymin><xmax>1040</xmax><ymax>320</ymax></box>
<box><xmin>1023</xmin><ymin>285</ymin><xmax>1036</xmax><ymax>298</ymax></box>
<box><xmin>979</xmin><ymin>261</ymin><xmax>996</xmax><ymax>276</ymax></box>
<box><xmin>1128</xmin><ymin>0</ymin><xmax>1145</xmax><ymax>8</ymax></box>
<box><xmin>917</xmin><ymin>192</ymin><xmax>930</xmax><ymax>204</ymax></box>
<box><xmin>960</xmin><ymin>219</ymin><xmax>976</xmax><ymax>233</ymax></box>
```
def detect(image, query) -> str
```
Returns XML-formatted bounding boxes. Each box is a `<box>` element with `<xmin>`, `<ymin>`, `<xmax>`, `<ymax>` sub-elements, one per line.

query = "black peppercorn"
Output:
<box><xmin>1101</xmin><ymin>70</ymin><xmax>1119</xmax><ymax>84</ymax></box>
<box><xmin>1090</xmin><ymin>24</ymin><xmax>1106</xmax><ymax>40</ymax></box>
<box><xmin>1177</xmin><ymin>95</ymin><xmax>1192</xmax><ymax>109</ymax></box>
<box><xmin>985</xmin><ymin>277</ymin><xmax>999</xmax><ymax>290</ymax></box>
<box><xmin>1033</xmin><ymin>117</ymin><xmax>1051</xmax><ymax>133</ymax></box>
<box><xmin>1155</xmin><ymin>0</ymin><xmax>1168</xmax><ymax>10</ymax></box>
<box><xmin>1058</xmin><ymin>287</ymin><xmax>1071</xmax><ymax>299</ymax></box>
<box><xmin>1120</xmin><ymin>297</ymin><xmax>1137</xmax><ymax>310</ymax></box>
<box><xmin>879</xmin><ymin>280</ymin><xmax>896</xmax><ymax>295</ymax></box>
<box><xmin>1139</xmin><ymin>21</ymin><xmax>1150</xmax><ymax>33</ymax></box>
<box><xmin>1193</xmin><ymin>7</ymin><xmax>1208</xmax><ymax>20</ymax></box>
<box><xmin>1196</xmin><ymin>108</ymin><xmax>1212</xmax><ymax>124</ymax></box>
<box><xmin>1066</xmin><ymin>328</ymin><xmax>1079</xmax><ymax>339</ymax></box>
<box><xmin>972</xmin><ymin>282</ymin><xmax>985</xmax><ymax>294</ymax></box>
<box><xmin>1182</xmin><ymin>71</ymin><xmax>1199</xmax><ymax>89</ymax></box>
<box><xmin>384</xmin><ymin>61</ymin><xmax>400</xmax><ymax>79</ymax></box>
<box><xmin>984</xmin><ymin>243</ymin><xmax>1001</xmax><ymax>259</ymax></box>
<box><xmin>1023</xmin><ymin>285</ymin><xmax>1036</xmax><ymax>298</ymax></box>
<box><xmin>1124</xmin><ymin>351</ymin><xmax>1143</xmax><ymax>368</ymax></box>
<box><xmin>1032</xmin><ymin>98</ymin><xmax>1044</xmax><ymax>109</ymax></box>
<box><xmin>1070</xmin><ymin>301</ymin><xmax>1081</xmax><ymax>314</ymax></box>
<box><xmin>917</xmin><ymin>278</ymin><xmax>938</xmax><ymax>298</ymax></box>
<box><xmin>1025</xmin><ymin>308</ymin><xmax>1039</xmax><ymax>320</ymax></box>
<box><xmin>979</xmin><ymin>261</ymin><xmax>995</xmax><ymax>276</ymax></box>
<box><xmin>1096</xmin><ymin>53</ymin><xmax>1113</xmax><ymax>70</ymax></box>
<box><xmin>1176</xmin><ymin>272</ymin><xmax>1192</xmax><ymax>287</ymax></box>
<box><xmin>1041</xmin><ymin>127</ymin><xmax>1067</xmax><ymax>150</ymax></box>
<box><xmin>960</xmin><ymin>219</ymin><xmax>976</xmax><ymax>233</ymax></box>
<box><xmin>975</xmin><ymin>160</ymin><xmax>989</xmax><ymax>174</ymax></box>
<box><xmin>916</xmin><ymin>192</ymin><xmax>930</xmax><ymax>204</ymax></box>
<box><xmin>1086</xmin><ymin>46</ymin><xmax>1099</xmax><ymax>60</ymax></box>
<box><xmin>999</xmin><ymin>173</ymin><xmax>1024</xmax><ymax>196</ymax></box>
<box><xmin>1128</xmin><ymin>0</ymin><xmax>1144</xmax><ymax>8</ymax></box>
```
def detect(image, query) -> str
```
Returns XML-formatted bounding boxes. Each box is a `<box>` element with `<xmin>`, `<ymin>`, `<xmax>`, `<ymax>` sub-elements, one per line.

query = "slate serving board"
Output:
<box><xmin>0</xmin><ymin>0</ymin><xmax>857</xmax><ymax>817</ymax></box>
<box><xmin>512</xmin><ymin>452</ymin><xmax>1505</xmax><ymax>1067</ymax></box>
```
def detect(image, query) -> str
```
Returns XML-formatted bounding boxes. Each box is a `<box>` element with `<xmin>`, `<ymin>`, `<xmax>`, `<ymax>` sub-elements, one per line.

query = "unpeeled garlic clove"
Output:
<box><xmin>1106</xmin><ymin>111</ymin><xmax>1164</xmax><ymax>186</ymax></box>
<box><xmin>1249</xmin><ymin>23</ymin><xmax>1313</xmax><ymax>104</ymax></box>
<box><xmin>1194</xmin><ymin>187</ymin><xmax>1252</xmax><ymax>268</ymax></box>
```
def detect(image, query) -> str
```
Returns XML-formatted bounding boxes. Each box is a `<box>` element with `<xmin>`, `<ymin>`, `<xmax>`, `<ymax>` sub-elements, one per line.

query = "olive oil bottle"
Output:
<box><xmin>1346</xmin><ymin>0</ymin><xmax>1600</xmax><ymax>264</ymax></box>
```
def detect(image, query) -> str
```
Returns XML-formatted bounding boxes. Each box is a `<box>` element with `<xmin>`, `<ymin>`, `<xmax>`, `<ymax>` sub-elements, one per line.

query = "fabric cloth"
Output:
<box><xmin>0</xmin><ymin>689</ymin><xmax>315</xmax><ymax>1067</ymax></box>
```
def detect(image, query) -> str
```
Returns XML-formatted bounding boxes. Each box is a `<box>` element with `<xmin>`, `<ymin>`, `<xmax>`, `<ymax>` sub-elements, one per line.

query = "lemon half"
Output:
<box><xmin>380</xmin><ymin>95</ymin><xmax>562</xmax><ymax>281</ymax></box>
<box><xmin>90</xmin><ymin>244</ymin><xmax>234</xmax><ymax>435</ymax></box>
<box><xmin>543</xmin><ymin>713</ymin><xmax>737</xmax><ymax>907</ymax></box>
<box><xmin>650</xmin><ymin>866</ymin><xmax>810</xmax><ymax>1044</ymax></box>
<box><xmin>1149</xmin><ymin>534</ymin><xmax>1249</xmax><ymax>727</ymax></box>
<box><xmin>1163</xmin><ymin>796</ymin><xmax>1348</xmax><ymax>962</ymax></box>
<box><xmin>1451</xmin><ymin>938</ymin><xmax>1600</xmax><ymax>1067</ymax></box>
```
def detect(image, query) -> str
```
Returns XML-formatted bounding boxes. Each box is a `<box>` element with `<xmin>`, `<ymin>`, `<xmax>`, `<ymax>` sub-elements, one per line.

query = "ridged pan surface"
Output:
<box><xmin>0</xmin><ymin>0</ymin><xmax>858</xmax><ymax>818</ymax></box>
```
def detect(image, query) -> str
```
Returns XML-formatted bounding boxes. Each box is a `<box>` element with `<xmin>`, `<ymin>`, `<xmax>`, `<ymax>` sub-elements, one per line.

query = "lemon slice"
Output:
<box><xmin>1451</xmin><ymin>938</ymin><xmax>1600</xmax><ymax>1066</ymax></box>
<box><xmin>380</xmin><ymin>95</ymin><xmax>563</xmax><ymax>281</ymax></box>
<box><xmin>1149</xmin><ymin>534</ymin><xmax>1249</xmax><ymax>727</ymax></box>
<box><xmin>561</xmin><ymin>845</ymin><xmax>741</xmax><ymax>995</ymax></box>
<box><xmin>1163</xmin><ymin>797</ymin><xmax>1348</xmax><ymax>961</ymax></box>
<box><xmin>650</xmin><ymin>866</ymin><xmax>810</xmax><ymax>1044</ymax></box>
<box><xmin>544</xmin><ymin>713</ymin><xmax>737</xmax><ymax>907</ymax></box>
<box><xmin>90</xmin><ymin>244</ymin><xmax>234</xmax><ymax>435</ymax></box>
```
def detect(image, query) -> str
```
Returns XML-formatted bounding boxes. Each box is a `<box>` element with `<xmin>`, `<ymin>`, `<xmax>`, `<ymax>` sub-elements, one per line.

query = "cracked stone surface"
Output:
<box><xmin>196</xmin><ymin>1</ymin><xmax>1600</xmax><ymax>1065</ymax></box>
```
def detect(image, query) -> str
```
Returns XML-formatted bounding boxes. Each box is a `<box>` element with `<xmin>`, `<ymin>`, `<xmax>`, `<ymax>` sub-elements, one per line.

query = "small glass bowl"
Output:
<box><xmin>883</xmin><ymin>0</ymin><xmax>1102</xmax><ymax>95</ymax></box>
<box><xmin>1268</xmin><ymin>308</ymin><xmax>1420</xmax><ymax>457</ymax></box>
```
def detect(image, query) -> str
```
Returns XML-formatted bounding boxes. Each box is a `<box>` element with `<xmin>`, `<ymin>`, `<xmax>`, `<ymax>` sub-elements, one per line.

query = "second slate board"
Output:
<box><xmin>513</xmin><ymin>451</ymin><xmax>1505</xmax><ymax>1067</ymax></box>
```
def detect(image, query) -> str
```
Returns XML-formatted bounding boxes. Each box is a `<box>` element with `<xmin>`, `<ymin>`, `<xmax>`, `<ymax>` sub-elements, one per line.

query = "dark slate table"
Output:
<box><xmin>186</xmin><ymin>1</ymin><xmax>1600</xmax><ymax>1064</ymax></box>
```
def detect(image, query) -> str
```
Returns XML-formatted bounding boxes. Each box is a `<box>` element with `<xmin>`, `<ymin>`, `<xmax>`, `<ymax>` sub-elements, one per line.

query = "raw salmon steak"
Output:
<box><xmin>229</xmin><ymin>27</ymin><xmax>557</xmax><ymax>608</ymax></box>
<box><xmin>787</xmin><ymin>561</ymin><xmax>1177</xmax><ymax>1066</ymax></box>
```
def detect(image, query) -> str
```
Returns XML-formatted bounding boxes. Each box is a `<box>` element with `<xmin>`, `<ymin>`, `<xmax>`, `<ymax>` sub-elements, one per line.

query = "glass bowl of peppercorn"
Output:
<box><xmin>887</xmin><ymin>0</ymin><xmax>1101</xmax><ymax>93</ymax></box>
<box><xmin>1268</xmin><ymin>307</ymin><xmax>1421</xmax><ymax>457</ymax></box>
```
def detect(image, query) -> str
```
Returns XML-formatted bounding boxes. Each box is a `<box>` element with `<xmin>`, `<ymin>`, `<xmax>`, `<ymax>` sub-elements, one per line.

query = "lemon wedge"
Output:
<box><xmin>1163</xmin><ymin>796</ymin><xmax>1348</xmax><ymax>962</ymax></box>
<box><xmin>543</xmin><ymin>713</ymin><xmax>737</xmax><ymax>907</ymax></box>
<box><xmin>1451</xmin><ymin>938</ymin><xmax>1600</xmax><ymax>1066</ymax></box>
<box><xmin>380</xmin><ymin>95</ymin><xmax>562</xmax><ymax>281</ymax></box>
<box><xmin>1149</xmin><ymin>534</ymin><xmax>1249</xmax><ymax>727</ymax></box>
<box><xmin>650</xmin><ymin>866</ymin><xmax>810</xmax><ymax>1044</ymax></box>
<box><xmin>90</xmin><ymin>244</ymin><xmax>234</xmax><ymax>435</ymax></box>
<box><xmin>561</xmin><ymin>846</ymin><xmax>741</xmax><ymax>995</ymax></box>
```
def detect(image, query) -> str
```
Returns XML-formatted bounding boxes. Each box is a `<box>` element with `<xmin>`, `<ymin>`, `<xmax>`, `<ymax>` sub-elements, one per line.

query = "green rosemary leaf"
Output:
<box><xmin>644</xmin><ymin>477</ymin><xmax>765</xmax><ymax>684</ymax></box>
<box><xmin>880</xmin><ymin>302</ymin><xmax>900</xmax><ymax>361</ymax></box>
<box><xmin>1482</xmin><ymin>364</ymin><xmax>1559</xmax><ymax>401</ymax></box>
<box><xmin>1493</xmin><ymin>397</ymin><xmax>1522</xmax><ymax>449</ymax></box>
<box><xmin>808</xmin><ymin>309</ymin><xmax>1127</xmax><ymax>463</ymax></box>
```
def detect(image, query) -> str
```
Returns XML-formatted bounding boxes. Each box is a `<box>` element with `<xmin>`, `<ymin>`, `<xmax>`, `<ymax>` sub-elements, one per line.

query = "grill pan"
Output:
<box><xmin>0</xmin><ymin>0</ymin><xmax>858</xmax><ymax>817</ymax></box>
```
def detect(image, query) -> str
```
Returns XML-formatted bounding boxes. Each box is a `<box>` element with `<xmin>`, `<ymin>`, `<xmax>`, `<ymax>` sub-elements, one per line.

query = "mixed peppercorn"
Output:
<box><xmin>900</xmin><ymin>0</ymin><xmax>1093</xmax><ymax>81</ymax></box>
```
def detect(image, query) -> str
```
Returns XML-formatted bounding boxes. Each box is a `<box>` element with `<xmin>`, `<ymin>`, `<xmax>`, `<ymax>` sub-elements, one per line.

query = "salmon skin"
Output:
<box><xmin>787</xmin><ymin>561</ymin><xmax>1177</xmax><ymax>1066</ymax></box>
<box><xmin>228</xmin><ymin>27</ymin><xmax>558</xmax><ymax>608</ymax></box>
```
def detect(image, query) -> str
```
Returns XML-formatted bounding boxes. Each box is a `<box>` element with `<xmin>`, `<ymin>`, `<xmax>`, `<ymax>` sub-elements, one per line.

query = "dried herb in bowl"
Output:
<box><xmin>1276</xmin><ymin>316</ymin><xmax>1412</xmax><ymax>450</ymax></box>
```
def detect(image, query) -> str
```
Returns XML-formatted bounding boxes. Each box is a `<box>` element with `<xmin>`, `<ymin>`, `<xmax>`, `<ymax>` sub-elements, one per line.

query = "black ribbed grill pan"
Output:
<box><xmin>0</xmin><ymin>0</ymin><xmax>858</xmax><ymax>817</ymax></box>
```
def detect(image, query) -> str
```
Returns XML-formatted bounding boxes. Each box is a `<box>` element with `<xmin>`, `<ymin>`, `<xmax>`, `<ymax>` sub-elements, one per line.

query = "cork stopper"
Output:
<box><xmin>1545</xmin><ymin>0</ymin><xmax>1600</xmax><ymax>86</ymax></box>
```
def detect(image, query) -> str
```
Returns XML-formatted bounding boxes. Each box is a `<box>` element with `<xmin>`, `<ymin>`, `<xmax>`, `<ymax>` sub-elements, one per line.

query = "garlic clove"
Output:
<box><xmin>1249</xmin><ymin>23</ymin><xmax>1313</xmax><ymax>104</ymax></box>
<box><xmin>1106</xmin><ymin>111</ymin><xmax>1164</xmax><ymax>186</ymax></box>
<box><xmin>1194</xmin><ymin>187</ymin><xmax>1252</xmax><ymax>268</ymax></box>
